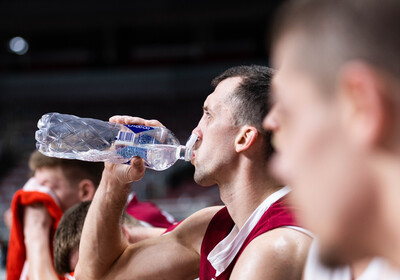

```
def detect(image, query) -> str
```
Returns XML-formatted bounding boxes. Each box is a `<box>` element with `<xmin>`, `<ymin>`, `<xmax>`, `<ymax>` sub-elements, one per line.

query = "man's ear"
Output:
<box><xmin>338</xmin><ymin>62</ymin><xmax>387</xmax><ymax>148</ymax></box>
<box><xmin>78</xmin><ymin>179</ymin><xmax>96</xmax><ymax>201</ymax></box>
<box><xmin>234</xmin><ymin>126</ymin><xmax>258</xmax><ymax>153</ymax></box>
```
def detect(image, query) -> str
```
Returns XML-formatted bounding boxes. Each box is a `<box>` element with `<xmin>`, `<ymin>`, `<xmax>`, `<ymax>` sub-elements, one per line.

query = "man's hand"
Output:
<box><xmin>23</xmin><ymin>203</ymin><xmax>52</xmax><ymax>242</ymax></box>
<box><xmin>106</xmin><ymin>116</ymin><xmax>165</xmax><ymax>185</ymax></box>
<box><xmin>23</xmin><ymin>203</ymin><xmax>59</xmax><ymax>280</ymax></box>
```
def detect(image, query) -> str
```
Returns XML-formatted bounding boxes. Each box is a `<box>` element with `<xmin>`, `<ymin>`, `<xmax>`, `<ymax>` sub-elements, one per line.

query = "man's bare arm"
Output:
<box><xmin>122</xmin><ymin>226</ymin><xmax>166</xmax><ymax>243</ymax></box>
<box><xmin>23</xmin><ymin>204</ymin><xmax>59</xmax><ymax>280</ymax></box>
<box><xmin>75</xmin><ymin>115</ymin><xmax>220</xmax><ymax>280</ymax></box>
<box><xmin>101</xmin><ymin>206</ymin><xmax>221</xmax><ymax>280</ymax></box>
<box><xmin>230</xmin><ymin>227</ymin><xmax>312</xmax><ymax>280</ymax></box>
<box><xmin>76</xmin><ymin>173</ymin><xmax>220</xmax><ymax>280</ymax></box>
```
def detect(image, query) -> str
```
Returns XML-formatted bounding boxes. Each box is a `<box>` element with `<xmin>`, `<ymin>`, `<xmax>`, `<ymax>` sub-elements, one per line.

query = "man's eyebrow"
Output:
<box><xmin>203</xmin><ymin>105</ymin><xmax>212</xmax><ymax>113</ymax></box>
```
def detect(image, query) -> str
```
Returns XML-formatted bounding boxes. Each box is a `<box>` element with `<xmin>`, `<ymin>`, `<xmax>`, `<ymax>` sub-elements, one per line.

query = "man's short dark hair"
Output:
<box><xmin>53</xmin><ymin>201</ymin><xmax>143</xmax><ymax>275</ymax></box>
<box><xmin>273</xmin><ymin>0</ymin><xmax>400</xmax><ymax>91</ymax></box>
<box><xmin>212</xmin><ymin>65</ymin><xmax>274</xmax><ymax>159</ymax></box>
<box><xmin>53</xmin><ymin>201</ymin><xmax>91</xmax><ymax>275</ymax></box>
<box><xmin>29</xmin><ymin>150</ymin><xmax>104</xmax><ymax>187</ymax></box>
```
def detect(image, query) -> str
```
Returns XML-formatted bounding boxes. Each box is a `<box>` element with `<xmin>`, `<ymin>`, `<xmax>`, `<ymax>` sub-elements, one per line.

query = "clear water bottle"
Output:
<box><xmin>35</xmin><ymin>113</ymin><xmax>198</xmax><ymax>171</ymax></box>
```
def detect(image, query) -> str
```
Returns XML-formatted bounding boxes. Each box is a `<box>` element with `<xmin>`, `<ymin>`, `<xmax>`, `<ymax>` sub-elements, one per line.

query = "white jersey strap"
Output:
<box><xmin>285</xmin><ymin>226</ymin><xmax>315</xmax><ymax>238</ymax></box>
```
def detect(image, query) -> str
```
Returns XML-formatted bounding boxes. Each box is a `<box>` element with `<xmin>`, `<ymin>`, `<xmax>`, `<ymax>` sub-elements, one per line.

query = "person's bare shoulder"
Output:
<box><xmin>231</xmin><ymin>227</ymin><xmax>312</xmax><ymax>280</ymax></box>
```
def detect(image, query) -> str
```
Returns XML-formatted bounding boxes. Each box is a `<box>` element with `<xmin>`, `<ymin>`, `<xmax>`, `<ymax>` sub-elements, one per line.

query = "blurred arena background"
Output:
<box><xmin>0</xmin><ymin>0</ymin><xmax>284</xmax><ymax>275</ymax></box>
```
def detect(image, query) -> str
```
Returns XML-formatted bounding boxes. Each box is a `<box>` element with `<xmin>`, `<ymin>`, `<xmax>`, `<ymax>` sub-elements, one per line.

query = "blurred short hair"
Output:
<box><xmin>29</xmin><ymin>150</ymin><xmax>104</xmax><ymax>187</ymax></box>
<box><xmin>273</xmin><ymin>0</ymin><xmax>400</xmax><ymax>92</ymax></box>
<box><xmin>53</xmin><ymin>201</ymin><xmax>142</xmax><ymax>275</ymax></box>
<box><xmin>53</xmin><ymin>201</ymin><xmax>91</xmax><ymax>275</ymax></box>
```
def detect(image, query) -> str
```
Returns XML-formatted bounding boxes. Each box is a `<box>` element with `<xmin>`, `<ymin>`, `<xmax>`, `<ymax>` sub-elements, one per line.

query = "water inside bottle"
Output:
<box><xmin>116</xmin><ymin>144</ymin><xmax>180</xmax><ymax>171</ymax></box>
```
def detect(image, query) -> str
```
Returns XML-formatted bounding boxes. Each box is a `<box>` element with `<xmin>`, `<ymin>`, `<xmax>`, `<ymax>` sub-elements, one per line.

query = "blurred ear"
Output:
<box><xmin>234</xmin><ymin>126</ymin><xmax>258</xmax><ymax>153</ymax></box>
<box><xmin>78</xmin><ymin>179</ymin><xmax>96</xmax><ymax>201</ymax></box>
<box><xmin>338</xmin><ymin>62</ymin><xmax>386</xmax><ymax>148</ymax></box>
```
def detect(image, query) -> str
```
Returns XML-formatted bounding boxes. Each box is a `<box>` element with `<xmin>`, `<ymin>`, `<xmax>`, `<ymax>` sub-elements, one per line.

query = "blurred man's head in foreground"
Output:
<box><xmin>264</xmin><ymin>0</ymin><xmax>400</xmax><ymax>267</ymax></box>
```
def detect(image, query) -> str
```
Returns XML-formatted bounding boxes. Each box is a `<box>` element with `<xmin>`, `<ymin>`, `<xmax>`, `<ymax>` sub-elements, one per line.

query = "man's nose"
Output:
<box><xmin>263</xmin><ymin>111</ymin><xmax>279</xmax><ymax>132</ymax></box>
<box><xmin>192</xmin><ymin>126</ymin><xmax>202</xmax><ymax>140</ymax></box>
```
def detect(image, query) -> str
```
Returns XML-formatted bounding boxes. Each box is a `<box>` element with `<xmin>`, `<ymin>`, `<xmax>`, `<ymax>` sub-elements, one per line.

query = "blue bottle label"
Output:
<box><xmin>114</xmin><ymin>125</ymin><xmax>155</xmax><ymax>167</ymax></box>
<box><xmin>115</xmin><ymin>125</ymin><xmax>154</xmax><ymax>143</ymax></box>
<box><xmin>124</xmin><ymin>124</ymin><xmax>154</xmax><ymax>133</ymax></box>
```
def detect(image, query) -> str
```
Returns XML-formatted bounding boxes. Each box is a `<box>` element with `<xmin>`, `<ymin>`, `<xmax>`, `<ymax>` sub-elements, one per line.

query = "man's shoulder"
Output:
<box><xmin>231</xmin><ymin>227</ymin><xmax>312</xmax><ymax>279</ymax></box>
<box><xmin>251</xmin><ymin>227</ymin><xmax>312</xmax><ymax>256</ymax></box>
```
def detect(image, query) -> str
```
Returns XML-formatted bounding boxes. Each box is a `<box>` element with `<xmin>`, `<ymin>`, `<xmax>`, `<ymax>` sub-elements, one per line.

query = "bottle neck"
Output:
<box><xmin>178</xmin><ymin>145</ymin><xmax>187</xmax><ymax>161</ymax></box>
<box><xmin>177</xmin><ymin>134</ymin><xmax>198</xmax><ymax>162</ymax></box>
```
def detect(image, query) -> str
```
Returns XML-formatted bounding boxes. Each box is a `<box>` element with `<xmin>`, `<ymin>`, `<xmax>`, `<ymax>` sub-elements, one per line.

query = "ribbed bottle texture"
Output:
<box><xmin>35</xmin><ymin>113</ymin><xmax>197</xmax><ymax>171</ymax></box>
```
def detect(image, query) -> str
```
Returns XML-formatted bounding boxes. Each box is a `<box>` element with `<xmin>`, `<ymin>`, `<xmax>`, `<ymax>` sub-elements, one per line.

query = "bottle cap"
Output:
<box><xmin>184</xmin><ymin>134</ymin><xmax>198</xmax><ymax>161</ymax></box>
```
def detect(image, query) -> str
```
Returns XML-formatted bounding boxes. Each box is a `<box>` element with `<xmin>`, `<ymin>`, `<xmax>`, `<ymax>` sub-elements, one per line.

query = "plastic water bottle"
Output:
<box><xmin>35</xmin><ymin>113</ymin><xmax>198</xmax><ymax>171</ymax></box>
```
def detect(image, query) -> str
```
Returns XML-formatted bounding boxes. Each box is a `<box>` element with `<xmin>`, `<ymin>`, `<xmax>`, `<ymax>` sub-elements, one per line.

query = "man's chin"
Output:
<box><xmin>319</xmin><ymin>248</ymin><xmax>349</xmax><ymax>268</ymax></box>
<box><xmin>318</xmin><ymin>240</ymin><xmax>362</xmax><ymax>269</ymax></box>
<box><xmin>193</xmin><ymin>177</ymin><xmax>213</xmax><ymax>187</ymax></box>
<box><xmin>193</xmin><ymin>170</ymin><xmax>215</xmax><ymax>187</ymax></box>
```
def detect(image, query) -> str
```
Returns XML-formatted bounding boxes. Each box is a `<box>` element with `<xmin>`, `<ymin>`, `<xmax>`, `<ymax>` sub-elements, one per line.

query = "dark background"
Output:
<box><xmin>0</xmin><ymin>0</ymin><xmax>284</xmax><ymax>257</ymax></box>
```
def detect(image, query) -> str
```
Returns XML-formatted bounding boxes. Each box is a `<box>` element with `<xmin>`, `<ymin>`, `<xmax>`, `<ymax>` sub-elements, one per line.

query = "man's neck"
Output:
<box><xmin>218</xmin><ymin>161</ymin><xmax>281</xmax><ymax>229</ymax></box>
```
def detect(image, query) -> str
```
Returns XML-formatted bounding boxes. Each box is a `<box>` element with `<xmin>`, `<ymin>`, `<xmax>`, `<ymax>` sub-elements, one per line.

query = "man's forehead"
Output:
<box><xmin>270</xmin><ymin>71</ymin><xmax>283</xmax><ymax>102</ymax></box>
<box><xmin>202</xmin><ymin>94</ymin><xmax>213</xmax><ymax>113</ymax></box>
<box><xmin>203</xmin><ymin>91</ymin><xmax>225</xmax><ymax>113</ymax></box>
<box><xmin>204</xmin><ymin>76</ymin><xmax>242</xmax><ymax>107</ymax></box>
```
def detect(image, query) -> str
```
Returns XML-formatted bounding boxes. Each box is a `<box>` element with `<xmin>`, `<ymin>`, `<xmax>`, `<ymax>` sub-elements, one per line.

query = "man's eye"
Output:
<box><xmin>203</xmin><ymin>111</ymin><xmax>211</xmax><ymax>119</ymax></box>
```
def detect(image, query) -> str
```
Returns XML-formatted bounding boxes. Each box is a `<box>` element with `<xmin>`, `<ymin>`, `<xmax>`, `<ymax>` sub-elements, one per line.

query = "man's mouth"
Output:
<box><xmin>190</xmin><ymin>140</ymin><xmax>201</xmax><ymax>163</ymax></box>
<box><xmin>271</xmin><ymin>135</ymin><xmax>280</xmax><ymax>152</ymax></box>
<box><xmin>190</xmin><ymin>149</ymin><xmax>196</xmax><ymax>163</ymax></box>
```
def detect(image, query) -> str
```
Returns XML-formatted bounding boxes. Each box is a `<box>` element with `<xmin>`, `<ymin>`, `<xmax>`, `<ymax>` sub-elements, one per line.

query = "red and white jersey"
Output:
<box><xmin>304</xmin><ymin>240</ymin><xmax>400</xmax><ymax>280</ymax></box>
<box><xmin>126</xmin><ymin>193</ymin><xmax>175</xmax><ymax>228</ymax></box>
<box><xmin>199</xmin><ymin>187</ymin><xmax>303</xmax><ymax>280</ymax></box>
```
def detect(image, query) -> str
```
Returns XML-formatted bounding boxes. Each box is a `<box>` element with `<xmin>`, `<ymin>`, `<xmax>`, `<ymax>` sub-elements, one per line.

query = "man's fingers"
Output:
<box><xmin>104</xmin><ymin>157</ymin><xmax>146</xmax><ymax>184</ymax></box>
<box><xmin>109</xmin><ymin>116</ymin><xmax>164</xmax><ymax>127</ymax></box>
<box><xmin>147</xmin><ymin>119</ymin><xmax>164</xmax><ymax>127</ymax></box>
<box><xmin>109</xmin><ymin>116</ymin><xmax>147</xmax><ymax>125</ymax></box>
<box><xmin>128</xmin><ymin>157</ymin><xmax>146</xmax><ymax>182</ymax></box>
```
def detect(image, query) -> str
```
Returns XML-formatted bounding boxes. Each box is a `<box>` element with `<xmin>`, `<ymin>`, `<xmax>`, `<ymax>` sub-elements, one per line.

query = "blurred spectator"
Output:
<box><xmin>7</xmin><ymin>151</ymin><xmax>103</xmax><ymax>280</ymax></box>
<box><xmin>53</xmin><ymin>201</ymin><xmax>166</xmax><ymax>279</ymax></box>
<box><xmin>6</xmin><ymin>150</ymin><xmax>174</xmax><ymax>280</ymax></box>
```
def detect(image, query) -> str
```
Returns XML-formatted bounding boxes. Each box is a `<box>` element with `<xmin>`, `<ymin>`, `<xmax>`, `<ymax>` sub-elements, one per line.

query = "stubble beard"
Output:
<box><xmin>193</xmin><ymin>163</ymin><xmax>215</xmax><ymax>187</ymax></box>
